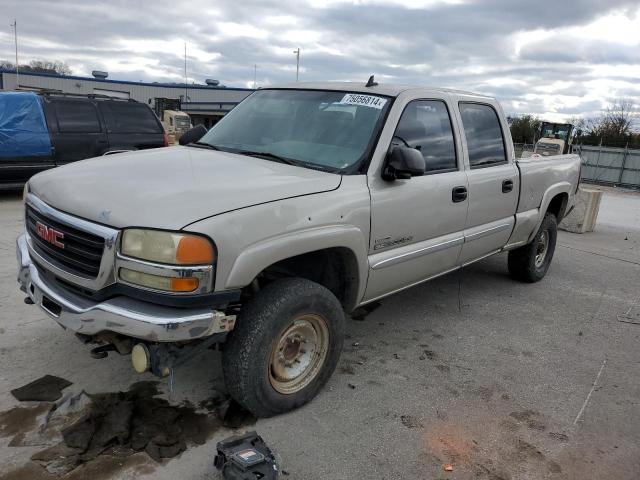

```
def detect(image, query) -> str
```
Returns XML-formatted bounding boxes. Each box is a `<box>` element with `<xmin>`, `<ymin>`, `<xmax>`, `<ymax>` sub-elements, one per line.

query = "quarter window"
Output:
<box><xmin>55</xmin><ymin>101</ymin><xmax>101</xmax><ymax>133</ymax></box>
<box><xmin>102</xmin><ymin>102</ymin><xmax>161</xmax><ymax>133</ymax></box>
<box><xmin>393</xmin><ymin>100</ymin><xmax>457</xmax><ymax>173</ymax></box>
<box><xmin>459</xmin><ymin>103</ymin><xmax>507</xmax><ymax>167</ymax></box>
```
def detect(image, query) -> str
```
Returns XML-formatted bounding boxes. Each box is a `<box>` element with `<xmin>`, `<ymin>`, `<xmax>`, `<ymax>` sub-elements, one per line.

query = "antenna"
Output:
<box><xmin>366</xmin><ymin>75</ymin><xmax>378</xmax><ymax>87</ymax></box>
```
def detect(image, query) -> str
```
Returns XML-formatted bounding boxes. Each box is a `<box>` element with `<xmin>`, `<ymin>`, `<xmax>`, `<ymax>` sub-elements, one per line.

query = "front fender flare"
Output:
<box><xmin>224</xmin><ymin>225</ymin><xmax>369</xmax><ymax>305</ymax></box>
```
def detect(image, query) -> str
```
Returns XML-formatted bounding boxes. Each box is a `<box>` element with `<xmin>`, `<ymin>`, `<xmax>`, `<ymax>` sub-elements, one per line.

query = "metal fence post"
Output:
<box><xmin>619</xmin><ymin>142</ymin><xmax>629</xmax><ymax>185</ymax></box>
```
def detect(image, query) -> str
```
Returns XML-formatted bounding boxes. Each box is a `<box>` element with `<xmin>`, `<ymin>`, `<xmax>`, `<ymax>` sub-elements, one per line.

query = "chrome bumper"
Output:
<box><xmin>16</xmin><ymin>233</ymin><xmax>236</xmax><ymax>342</ymax></box>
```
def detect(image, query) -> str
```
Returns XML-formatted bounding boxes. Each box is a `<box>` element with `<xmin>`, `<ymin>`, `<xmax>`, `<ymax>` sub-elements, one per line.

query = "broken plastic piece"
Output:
<box><xmin>444</xmin><ymin>464</ymin><xmax>454</xmax><ymax>472</ymax></box>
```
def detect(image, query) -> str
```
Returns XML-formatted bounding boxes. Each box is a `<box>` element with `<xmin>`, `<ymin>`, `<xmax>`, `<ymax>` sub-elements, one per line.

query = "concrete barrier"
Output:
<box><xmin>559</xmin><ymin>187</ymin><xmax>603</xmax><ymax>233</ymax></box>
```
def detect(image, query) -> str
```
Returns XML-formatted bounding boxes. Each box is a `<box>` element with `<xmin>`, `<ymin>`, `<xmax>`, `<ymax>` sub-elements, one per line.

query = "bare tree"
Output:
<box><xmin>589</xmin><ymin>99</ymin><xmax>635</xmax><ymax>137</ymax></box>
<box><xmin>27</xmin><ymin>60</ymin><xmax>72</xmax><ymax>75</ymax></box>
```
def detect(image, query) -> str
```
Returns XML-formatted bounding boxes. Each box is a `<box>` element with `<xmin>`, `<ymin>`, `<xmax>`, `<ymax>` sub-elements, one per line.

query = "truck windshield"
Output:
<box><xmin>198</xmin><ymin>89</ymin><xmax>390</xmax><ymax>172</ymax></box>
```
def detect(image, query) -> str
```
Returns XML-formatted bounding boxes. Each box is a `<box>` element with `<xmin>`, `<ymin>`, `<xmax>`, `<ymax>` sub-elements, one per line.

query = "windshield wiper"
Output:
<box><xmin>233</xmin><ymin>149</ymin><xmax>299</xmax><ymax>166</ymax></box>
<box><xmin>190</xmin><ymin>141</ymin><xmax>221</xmax><ymax>150</ymax></box>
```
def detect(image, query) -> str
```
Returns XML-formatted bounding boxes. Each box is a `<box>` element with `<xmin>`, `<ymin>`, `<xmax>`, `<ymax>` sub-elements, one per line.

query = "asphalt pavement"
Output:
<box><xmin>0</xmin><ymin>186</ymin><xmax>638</xmax><ymax>480</ymax></box>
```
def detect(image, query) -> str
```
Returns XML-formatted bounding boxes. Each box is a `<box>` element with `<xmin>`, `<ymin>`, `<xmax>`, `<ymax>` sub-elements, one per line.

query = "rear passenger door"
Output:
<box><xmin>99</xmin><ymin>102</ymin><xmax>165</xmax><ymax>151</ymax></box>
<box><xmin>47</xmin><ymin>99</ymin><xmax>108</xmax><ymax>165</ymax></box>
<box><xmin>365</xmin><ymin>97</ymin><xmax>468</xmax><ymax>301</ymax></box>
<box><xmin>457</xmin><ymin>102</ymin><xmax>518</xmax><ymax>264</ymax></box>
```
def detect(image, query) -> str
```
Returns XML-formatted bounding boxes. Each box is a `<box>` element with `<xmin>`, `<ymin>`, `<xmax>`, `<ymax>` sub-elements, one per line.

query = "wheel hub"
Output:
<box><xmin>535</xmin><ymin>229</ymin><xmax>550</xmax><ymax>268</ymax></box>
<box><xmin>269</xmin><ymin>314</ymin><xmax>329</xmax><ymax>395</ymax></box>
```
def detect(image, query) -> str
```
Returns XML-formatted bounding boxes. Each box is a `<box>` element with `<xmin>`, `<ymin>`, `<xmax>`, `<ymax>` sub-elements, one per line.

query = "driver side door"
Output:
<box><xmin>364</xmin><ymin>97</ymin><xmax>469</xmax><ymax>302</ymax></box>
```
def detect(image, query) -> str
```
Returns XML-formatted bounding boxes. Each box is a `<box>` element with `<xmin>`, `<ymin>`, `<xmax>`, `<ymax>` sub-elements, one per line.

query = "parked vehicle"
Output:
<box><xmin>522</xmin><ymin>121</ymin><xmax>577</xmax><ymax>157</ymax></box>
<box><xmin>17</xmin><ymin>81</ymin><xmax>581</xmax><ymax>417</ymax></box>
<box><xmin>161</xmin><ymin>110</ymin><xmax>191</xmax><ymax>144</ymax></box>
<box><xmin>0</xmin><ymin>92</ymin><xmax>167</xmax><ymax>189</ymax></box>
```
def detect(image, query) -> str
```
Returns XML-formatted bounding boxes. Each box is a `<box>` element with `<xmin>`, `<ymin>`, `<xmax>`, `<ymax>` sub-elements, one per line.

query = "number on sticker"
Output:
<box><xmin>339</xmin><ymin>94</ymin><xmax>387</xmax><ymax>109</ymax></box>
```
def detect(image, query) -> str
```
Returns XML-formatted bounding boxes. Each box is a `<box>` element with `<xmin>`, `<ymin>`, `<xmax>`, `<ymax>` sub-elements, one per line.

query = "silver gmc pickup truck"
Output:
<box><xmin>17</xmin><ymin>81</ymin><xmax>581</xmax><ymax>417</ymax></box>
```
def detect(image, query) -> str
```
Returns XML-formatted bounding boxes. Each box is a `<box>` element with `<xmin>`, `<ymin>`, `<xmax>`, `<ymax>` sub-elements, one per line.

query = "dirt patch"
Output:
<box><xmin>0</xmin><ymin>381</ymin><xmax>255</xmax><ymax>479</ymax></box>
<box><xmin>0</xmin><ymin>404</ymin><xmax>52</xmax><ymax>445</ymax></box>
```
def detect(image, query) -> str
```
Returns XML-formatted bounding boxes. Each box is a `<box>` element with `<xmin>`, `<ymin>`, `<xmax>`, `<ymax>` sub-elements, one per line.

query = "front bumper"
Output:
<box><xmin>16</xmin><ymin>233</ymin><xmax>236</xmax><ymax>342</ymax></box>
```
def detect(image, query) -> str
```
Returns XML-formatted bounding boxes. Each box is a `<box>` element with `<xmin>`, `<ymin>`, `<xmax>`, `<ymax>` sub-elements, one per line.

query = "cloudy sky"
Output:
<box><xmin>2</xmin><ymin>0</ymin><xmax>639</xmax><ymax>122</ymax></box>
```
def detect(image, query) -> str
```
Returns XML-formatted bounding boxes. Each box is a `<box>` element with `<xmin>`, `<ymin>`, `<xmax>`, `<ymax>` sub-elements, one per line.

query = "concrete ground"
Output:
<box><xmin>0</xmin><ymin>185</ymin><xmax>638</xmax><ymax>480</ymax></box>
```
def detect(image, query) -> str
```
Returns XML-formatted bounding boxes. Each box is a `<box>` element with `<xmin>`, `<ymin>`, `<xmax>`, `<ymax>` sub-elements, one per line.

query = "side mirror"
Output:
<box><xmin>382</xmin><ymin>145</ymin><xmax>425</xmax><ymax>181</ymax></box>
<box><xmin>179</xmin><ymin>124</ymin><xmax>208</xmax><ymax>145</ymax></box>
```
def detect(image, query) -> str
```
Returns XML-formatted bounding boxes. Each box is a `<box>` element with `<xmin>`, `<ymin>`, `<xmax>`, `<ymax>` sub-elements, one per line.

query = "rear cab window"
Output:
<box><xmin>458</xmin><ymin>102</ymin><xmax>507</xmax><ymax>168</ymax></box>
<box><xmin>53</xmin><ymin>100</ymin><xmax>102</xmax><ymax>133</ymax></box>
<box><xmin>100</xmin><ymin>102</ymin><xmax>162</xmax><ymax>133</ymax></box>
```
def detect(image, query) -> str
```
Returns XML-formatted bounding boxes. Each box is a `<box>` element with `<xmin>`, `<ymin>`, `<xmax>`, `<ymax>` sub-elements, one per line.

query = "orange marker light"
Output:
<box><xmin>176</xmin><ymin>236</ymin><xmax>215</xmax><ymax>265</ymax></box>
<box><xmin>171</xmin><ymin>277</ymin><xmax>199</xmax><ymax>292</ymax></box>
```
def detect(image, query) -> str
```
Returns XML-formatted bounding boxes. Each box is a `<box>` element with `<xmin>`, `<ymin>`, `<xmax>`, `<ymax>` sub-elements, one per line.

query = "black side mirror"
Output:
<box><xmin>179</xmin><ymin>125</ymin><xmax>208</xmax><ymax>145</ymax></box>
<box><xmin>382</xmin><ymin>145</ymin><xmax>425</xmax><ymax>181</ymax></box>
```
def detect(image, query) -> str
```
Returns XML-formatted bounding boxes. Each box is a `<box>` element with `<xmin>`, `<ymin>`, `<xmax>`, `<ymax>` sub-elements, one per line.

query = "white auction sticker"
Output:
<box><xmin>339</xmin><ymin>93</ymin><xmax>387</xmax><ymax>109</ymax></box>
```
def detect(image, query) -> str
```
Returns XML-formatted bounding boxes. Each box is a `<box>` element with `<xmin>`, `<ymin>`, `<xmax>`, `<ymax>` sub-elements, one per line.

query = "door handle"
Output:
<box><xmin>502</xmin><ymin>179</ymin><xmax>514</xmax><ymax>193</ymax></box>
<box><xmin>452</xmin><ymin>186</ymin><xmax>467</xmax><ymax>203</ymax></box>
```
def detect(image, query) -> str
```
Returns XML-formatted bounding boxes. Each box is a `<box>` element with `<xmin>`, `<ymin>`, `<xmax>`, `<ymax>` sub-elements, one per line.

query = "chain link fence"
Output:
<box><xmin>572</xmin><ymin>144</ymin><xmax>640</xmax><ymax>189</ymax></box>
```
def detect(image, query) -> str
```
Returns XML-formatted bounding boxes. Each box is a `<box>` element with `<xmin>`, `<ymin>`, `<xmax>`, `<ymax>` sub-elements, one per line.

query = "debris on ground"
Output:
<box><xmin>400</xmin><ymin>415</ymin><xmax>422</xmax><ymax>429</ymax></box>
<box><xmin>2</xmin><ymin>381</ymin><xmax>256</xmax><ymax>478</ymax></box>
<box><xmin>444</xmin><ymin>463</ymin><xmax>454</xmax><ymax>471</ymax></box>
<box><xmin>348</xmin><ymin>383</ymin><xmax>356</xmax><ymax>389</ymax></box>
<box><xmin>11</xmin><ymin>375</ymin><xmax>73</xmax><ymax>402</ymax></box>
<box><xmin>214</xmin><ymin>431</ymin><xmax>279</xmax><ymax>480</ymax></box>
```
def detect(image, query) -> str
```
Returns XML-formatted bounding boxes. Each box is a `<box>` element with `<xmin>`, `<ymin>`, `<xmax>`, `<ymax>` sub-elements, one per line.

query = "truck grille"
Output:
<box><xmin>26</xmin><ymin>205</ymin><xmax>105</xmax><ymax>278</ymax></box>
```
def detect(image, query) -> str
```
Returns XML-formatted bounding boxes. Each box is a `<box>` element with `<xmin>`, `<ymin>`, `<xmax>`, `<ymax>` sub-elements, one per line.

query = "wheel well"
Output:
<box><xmin>253</xmin><ymin>248</ymin><xmax>360</xmax><ymax>312</ymax></box>
<box><xmin>546</xmin><ymin>193</ymin><xmax>568</xmax><ymax>221</ymax></box>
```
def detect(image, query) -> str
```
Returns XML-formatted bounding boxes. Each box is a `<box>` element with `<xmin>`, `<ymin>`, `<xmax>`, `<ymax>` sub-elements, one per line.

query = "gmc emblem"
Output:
<box><xmin>35</xmin><ymin>221</ymin><xmax>65</xmax><ymax>249</ymax></box>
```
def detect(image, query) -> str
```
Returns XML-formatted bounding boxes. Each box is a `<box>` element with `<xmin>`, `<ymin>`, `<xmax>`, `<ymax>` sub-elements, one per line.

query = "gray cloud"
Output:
<box><xmin>2</xmin><ymin>0</ymin><xmax>639</xmax><ymax>122</ymax></box>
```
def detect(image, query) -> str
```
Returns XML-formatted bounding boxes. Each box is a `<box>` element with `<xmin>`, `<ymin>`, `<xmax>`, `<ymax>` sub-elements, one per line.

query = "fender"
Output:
<box><xmin>527</xmin><ymin>181</ymin><xmax>572</xmax><ymax>243</ymax></box>
<box><xmin>224</xmin><ymin>224</ymin><xmax>370</xmax><ymax>304</ymax></box>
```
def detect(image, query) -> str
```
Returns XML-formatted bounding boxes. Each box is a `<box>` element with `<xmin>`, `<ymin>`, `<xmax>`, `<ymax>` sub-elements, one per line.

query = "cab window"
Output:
<box><xmin>392</xmin><ymin>100</ymin><xmax>457</xmax><ymax>173</ymax></box>
<box><xmin>459</xmin><ymin>103</ymin><xmax>507</xmax><ymax>168</ymax></box>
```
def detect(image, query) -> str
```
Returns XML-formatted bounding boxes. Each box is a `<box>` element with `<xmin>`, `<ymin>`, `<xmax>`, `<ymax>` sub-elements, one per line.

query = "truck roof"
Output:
<box><xmin>262</xmin><ymin>81</ymin><xmax>494</xmax><ymax>99</ymax></box>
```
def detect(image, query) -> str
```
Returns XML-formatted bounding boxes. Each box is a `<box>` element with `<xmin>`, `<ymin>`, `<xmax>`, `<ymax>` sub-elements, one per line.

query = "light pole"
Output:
<box><xmin>184</xmin><ymin>42</ymin><xmax>188</xmax><ymax>109</ymax></box>
<box><xmin>293</xmin><ymin>48</ymin><xmax>300</xmax><ymax>82</ymax></box>
<box><xmin>11</xmin><ymin>20</ymin><xmax>19</xmax><ymax>88</ymax></box>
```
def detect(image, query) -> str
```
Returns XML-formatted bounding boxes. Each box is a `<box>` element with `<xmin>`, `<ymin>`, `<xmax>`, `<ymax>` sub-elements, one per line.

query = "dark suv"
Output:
<box><xmin>0</xmin><ymin>92</ymin><xmax>167</xmax><ymax>189</ymax></box>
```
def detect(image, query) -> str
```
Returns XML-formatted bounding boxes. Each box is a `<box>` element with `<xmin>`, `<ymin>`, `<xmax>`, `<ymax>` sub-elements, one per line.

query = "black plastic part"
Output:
<box><xmin>214</xmin><ymin>432</ymin><xmax>278</xmax><ymax>480</ymax></box>
<box><xmin>452</xmin><ymin>186</ymin><xmax>468</xmax><ymax>202</ymax></box>
<box><xmin>365</xmin><ymin>75</ymin><xmax>378</xmax><ymax>87</ymax></box>
<box><xmin>35</xmin><ymin>263</ymin><xmax>241</xmax><ymax>309</ymax></box>
<box><xmin>502</xmin><ymin>179</ymin><xmax>514</xmax><ymax>193</ymax></box>
<box><xmin>90</xmin><ymin>343</ymin><xmax>117</xmax><ymax>359</ymax></box>
<box><xmin>24</xmin><ymin>297</ymin><xmax>35</xmax><ymax>305</ymax></box>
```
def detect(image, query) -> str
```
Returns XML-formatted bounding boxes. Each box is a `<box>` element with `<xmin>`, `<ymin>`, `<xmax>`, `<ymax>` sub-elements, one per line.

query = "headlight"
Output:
<box><xmin>121</xmin><ymin>229</ymin><xmax>215</xmax><ymax>265</ymax></box>
<box><xmin>118</xmin><ymin>229</ymin><xmax>215</xmax><ymax>294</ymax></box>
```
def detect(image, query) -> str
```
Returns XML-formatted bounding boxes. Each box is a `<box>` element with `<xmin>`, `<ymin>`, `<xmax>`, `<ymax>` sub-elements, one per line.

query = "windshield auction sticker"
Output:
<box><xmin>339</xmin><ymin>93</ymin><xmax>387</xmax><ymax>109</ymax></box>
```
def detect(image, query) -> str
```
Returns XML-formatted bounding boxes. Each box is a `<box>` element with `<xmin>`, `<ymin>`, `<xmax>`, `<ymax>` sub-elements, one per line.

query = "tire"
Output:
<box><xmin>508</xmin><ymin>213</ymin><xmax>558</xmax><ymax>283</ymax></box>
<box><xmin>222</xmin><ymin>278</ymin><xmax>345</xmax><ymax>417</ymax></box>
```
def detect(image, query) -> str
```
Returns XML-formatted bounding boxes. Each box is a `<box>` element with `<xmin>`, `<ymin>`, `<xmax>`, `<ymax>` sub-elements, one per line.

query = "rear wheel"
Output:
<box><xmin>222</xmin><ymin>278</ymin><xmax>345</xmax><ymax>417</ymax></box>
<box><xmin>508</xmin><ymin>213</ymin><xmax>557</xmax><ymax>283</ymax></box>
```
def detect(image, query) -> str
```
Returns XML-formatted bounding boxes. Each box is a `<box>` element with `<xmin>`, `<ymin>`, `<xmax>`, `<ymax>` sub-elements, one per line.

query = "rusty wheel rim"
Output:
<box><xmin>268</xmin><ymin>314</ymin><xmax>330</xmax><ymax>395</ymax></box>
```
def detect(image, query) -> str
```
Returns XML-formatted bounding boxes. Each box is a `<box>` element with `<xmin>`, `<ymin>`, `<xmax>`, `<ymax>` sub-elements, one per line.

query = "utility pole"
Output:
<box><xmin>184</xmin><ymin>42</ymin><xmax>188</xmax><ymax>109</ymax></box>
<box><xmin>253</xmin><ymin>64</ymin><xmax>257</xmax><ymax>89</ymax></box>
<box><xmin>293</xmin><ymin>48</ymin><xmax>300</xmax><ymax>82</ymax></box>
<box><xmin>11</xmin><ymin>20</ymin><xmax>19</xmax><ymax>88</ymax></box>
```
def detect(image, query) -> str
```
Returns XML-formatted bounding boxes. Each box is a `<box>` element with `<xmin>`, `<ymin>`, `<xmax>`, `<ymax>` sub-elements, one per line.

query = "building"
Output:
<box><xmin>0</xmin><ymin>69</ymin><xmax>254</xmax><ymax>128</ymax></box>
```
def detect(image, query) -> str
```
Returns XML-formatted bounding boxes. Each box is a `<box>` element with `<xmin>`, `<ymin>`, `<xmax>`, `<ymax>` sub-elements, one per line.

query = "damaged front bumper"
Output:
<box><xmin>16</xmin><ymin>233</ymin><xmax>236</xmax><ymax>342</ymax></box>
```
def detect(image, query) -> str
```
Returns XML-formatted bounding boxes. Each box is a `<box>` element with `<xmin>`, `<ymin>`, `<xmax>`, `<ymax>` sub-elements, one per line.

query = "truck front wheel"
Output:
<box><xmin>508</xmin><ymin>212</ymin><xmax>558</xmax><ymax>283</ymax></box>
<box><xmin>222</xmin><ymin>278</ymin><xmax>345</xmax><ymax>417</ymax></box>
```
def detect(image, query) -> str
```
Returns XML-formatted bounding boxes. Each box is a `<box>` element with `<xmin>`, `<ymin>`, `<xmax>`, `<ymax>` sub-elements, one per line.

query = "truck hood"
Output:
<box><xmin>28</xmin><ymin>146</ymin><xmax>342</xmax><ymax>230</ymax></box>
